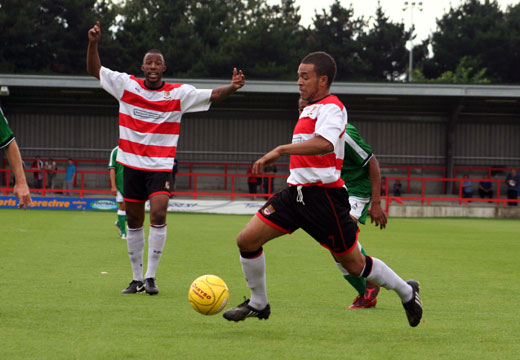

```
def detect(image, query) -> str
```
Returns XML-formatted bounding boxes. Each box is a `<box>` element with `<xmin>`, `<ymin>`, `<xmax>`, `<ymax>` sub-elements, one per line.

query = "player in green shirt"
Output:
<box><xmin>338</xmin><ymin>122</ymin><xmax>388</xmax><ymax>308</ymax></box>
<box><xmin>1</xmin><ymin>106</ymin><xmax>31</xmax><ymax>209</ymax></box>
<box><xmin>108</xmin><ymin>146</ymin><xmax>127</xmax><ymax>239</ymax></box>
<box><xmin>298</xmin><ymin>98</ymin><xmax>387</xmax><ymax>309</ymax></box>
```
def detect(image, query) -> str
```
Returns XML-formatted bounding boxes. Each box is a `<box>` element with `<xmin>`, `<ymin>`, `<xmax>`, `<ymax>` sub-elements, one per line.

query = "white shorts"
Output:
<box><xmin>348</xmin><ymin>195</ymin><xmax>371</xmax><ymax>224</ymax></box>
<box><xmin>116</xmin><ymin>190</ymin><xmax>123</xmax><ymax>203</ymax></box>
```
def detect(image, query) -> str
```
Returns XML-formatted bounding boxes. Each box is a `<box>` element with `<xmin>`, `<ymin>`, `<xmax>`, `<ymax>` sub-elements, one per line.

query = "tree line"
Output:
<box><xmin>0</xmin><ymin>0</ymin><xmax>518</xmax><ymax>84</ymax></box>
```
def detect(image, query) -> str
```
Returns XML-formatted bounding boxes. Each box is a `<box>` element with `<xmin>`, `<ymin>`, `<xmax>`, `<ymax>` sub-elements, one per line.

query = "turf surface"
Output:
<box><xmin>1</xmin><ymin>210</ymin><xmax>519</xmax><ymax>359</ymax></box>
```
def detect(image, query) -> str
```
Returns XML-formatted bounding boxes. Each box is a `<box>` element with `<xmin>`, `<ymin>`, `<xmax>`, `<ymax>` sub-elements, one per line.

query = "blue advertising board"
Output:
<box><xmin>0</xmin><ymin>196</ymin><xmax>118</xmax><ymax>211</ymax></box>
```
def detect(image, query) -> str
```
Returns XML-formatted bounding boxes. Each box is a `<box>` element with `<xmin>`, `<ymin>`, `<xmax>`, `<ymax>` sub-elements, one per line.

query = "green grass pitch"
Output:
<box><xmin>1</xmin><ymin>209</ymin><xmax>519</xmax><ymax>359</ymax></box>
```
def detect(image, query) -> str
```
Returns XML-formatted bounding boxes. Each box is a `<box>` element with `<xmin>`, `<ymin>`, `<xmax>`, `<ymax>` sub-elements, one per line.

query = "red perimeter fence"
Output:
<box><xmin>1</xmin><ymin>159</ymin><xmax>519</xmax><ymax>208</ymax></box>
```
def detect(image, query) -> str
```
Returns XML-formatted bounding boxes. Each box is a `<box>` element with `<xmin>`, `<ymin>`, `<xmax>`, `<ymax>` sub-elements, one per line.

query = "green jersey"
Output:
<box><xmin>108</xmin><ymin>146</ymin><xmax>124</xmax><ymax>194</ymax></box>
<box><xmin>0</xmin><ymin>106</ymin><xmax>15</xmax><ymax>150</ymax></box>
<box><xmin>341</xmin><ymin>123</ymin><xmax>373</xmax><ymax>198</ymax></box>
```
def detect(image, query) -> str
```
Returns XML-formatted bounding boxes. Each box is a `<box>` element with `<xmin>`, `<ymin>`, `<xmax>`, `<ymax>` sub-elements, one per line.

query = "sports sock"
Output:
<box><xmin>144</xmin><ymin>224</ymin><xmax>167</xmax><ymax>279</ymax></box>
<box><xmin>335</xmin><ymin>262</ymin><xmax>366</xmax><ymax>296</ymax></box>
<box><xmin>117</xmin><ymin>210</ymin><xmax>127</xmax><ymax>236</ymax></box>
<box><xmin>363</xmin><ymin>257</ymin><xmax>413</xmax><ymax>303</ymax></box>
<box><xmin>240</xmin><ymin>250</ymin><xmax>268</xmax><ymax>310</ymax></box>
<box><xmin>126</xmin><ymin>226</ymin><xmax>145</xmax><ymax>282</ymax></box>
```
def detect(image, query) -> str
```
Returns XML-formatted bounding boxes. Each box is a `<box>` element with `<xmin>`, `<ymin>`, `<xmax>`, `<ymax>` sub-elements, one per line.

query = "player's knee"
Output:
<box><xmin>344</xmin><ymin>263</ymin><xmax>363</xmax><ymax>276</ymax></box>
<box><xmin>150</xmin><ymin>210</ymin><xmax>167</xmax><ymax>225</ymax></box>
<box><xmin>126</xmin><ymin>213</ymin><xmax>142</xmax><ymax>228</ymax></box>
<box><xmin>236</xmin><ymin>231</ymin><xmax>248</xmax><ymax>251</ymax></box>
<box><xmin>236</xmin><ymin>230</ymin><xmax>259</xmax><ymax>252</ymax></box>
<box><xmin>338</xmin><ymin>254</ymin><xmax>366</xmax><ymax>277</ymax></box>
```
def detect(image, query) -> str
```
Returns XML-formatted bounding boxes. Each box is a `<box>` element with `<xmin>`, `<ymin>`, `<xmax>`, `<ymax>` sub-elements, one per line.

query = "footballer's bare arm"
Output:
<box><xmin>210</xmin><ymin>68</ymin><xmax>245</xmax><ymax>102</ymax></box>
<box><xmin>87</xmin><ymin>21</ymin><xmax>102</xmax><ymax>79</ymax></box>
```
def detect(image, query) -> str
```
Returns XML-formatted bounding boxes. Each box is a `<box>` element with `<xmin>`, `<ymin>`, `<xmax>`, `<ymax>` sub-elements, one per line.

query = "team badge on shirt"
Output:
<box><xmin>302</xmin><ymin>105</ymin><xmax>318</xmax><ymax>117</ymax></box>
<box><xmin>262</xmin><ymin>204</ymin><xmax>276</xmax><ymax>216</ymax></box>
<box><xmin>163</xmin><ymin>91</ymin><xmax>171</xmax><ymax>100</ymax></box>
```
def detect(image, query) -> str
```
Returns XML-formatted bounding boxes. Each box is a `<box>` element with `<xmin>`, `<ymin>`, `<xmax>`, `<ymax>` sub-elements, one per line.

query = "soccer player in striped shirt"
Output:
<box><xmin>299</xmin><ymin>97</ymin><xmax>387</xmax><ymax>309</ymax></box>
<box><xmin>87</xmin><ymin>21</ymin><xmax>245</xmax><ymax>296</ymax></box>
<box><xmin>223</xmin><ymin>52</ymin><xmax>422</xmax><ymax>327</ymax></box>
<box><xmin>0</xmin><ymin>105</ymin><xmax>31</xmax><ymax>209</ymax></box>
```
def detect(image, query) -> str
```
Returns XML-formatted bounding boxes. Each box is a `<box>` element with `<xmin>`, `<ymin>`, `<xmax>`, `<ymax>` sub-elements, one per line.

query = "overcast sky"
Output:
<box><xmin>267</xmin><ymin>0</ymin><xmax>518</xmax><ymax>41</ymax></box>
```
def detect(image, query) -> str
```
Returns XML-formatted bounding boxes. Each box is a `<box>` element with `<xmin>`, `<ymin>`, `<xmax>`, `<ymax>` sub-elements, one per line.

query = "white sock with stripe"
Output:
<box><xmin>240</xmin><ymin>252</ymin><xmax>268</xmax><ymax>310</ymax></box>
<box><xmin>126</xmin><ymin>226</ymin><xmax>145</xmax><ymax>282</ymax></box>
<box><xmin>365</xmin><ymin>257</ymin><xmax>413</xmax><ymax>303</ymax></box>
<box><xmin>145</xmin><ymin>224</ymin><xmax>167</xmax><ymax>279</ymax></box>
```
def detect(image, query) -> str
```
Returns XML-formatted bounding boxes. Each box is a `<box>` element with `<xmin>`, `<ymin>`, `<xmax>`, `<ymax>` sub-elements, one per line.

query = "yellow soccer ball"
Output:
<box><xmin>188</xmin><ymin>275</ymin><xmax>229</xmax><ymax>315</ymax></box>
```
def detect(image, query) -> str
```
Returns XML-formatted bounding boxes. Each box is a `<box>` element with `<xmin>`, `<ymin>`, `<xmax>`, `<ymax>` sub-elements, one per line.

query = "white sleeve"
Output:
<box><xmin>179</xmin><ymin>84</ymin><xmax>212</xmax><ymax>113</ymax></box>
<box><xmin>314</xmin><ymin>103</ymin><xmax>347</xmax><ymax>149</ymax></box>
<box><xmin>99</xmin><ymin>66</ymin><xmax>130</xmax><ymax>100</ymax></box>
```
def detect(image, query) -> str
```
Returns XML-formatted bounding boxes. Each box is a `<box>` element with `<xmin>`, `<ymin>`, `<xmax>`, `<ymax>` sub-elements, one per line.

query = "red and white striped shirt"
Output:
<box><xmin>100</xmin><ymin>66</ymin><xmax>212</xmax><ymax>171</ymax></box>
<box><xmin>287</xmin><ymin>95</ymin><xmax>347</xmax><ymax>187</ymax></box>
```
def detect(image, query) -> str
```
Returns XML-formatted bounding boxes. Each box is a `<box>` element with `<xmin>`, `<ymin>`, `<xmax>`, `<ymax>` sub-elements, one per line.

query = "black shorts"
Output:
<box><xmin>257</xmin><ymin>186</ymin><xmax>358</xmax><ymax>255</ymax></box>
<box><xmin>123</xmin><ymin>166</ymin><xmax>173</xmax><ymax>202</ymax></box>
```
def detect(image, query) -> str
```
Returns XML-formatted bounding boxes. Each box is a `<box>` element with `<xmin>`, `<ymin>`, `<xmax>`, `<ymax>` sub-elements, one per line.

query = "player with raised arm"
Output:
<box><xmin>87</xmin><ymin>21</ymin><xmax>245</xmax><ymax>295</ymax></box>
<box><xmin>223</xmin><ymin>52</ymin><xmax>422</xmax><ymax>327</ymax></box>
<box><xmin>0</xmin><ymin>106</ymin><xmax>31</xmax><ymax>209</ymax></box>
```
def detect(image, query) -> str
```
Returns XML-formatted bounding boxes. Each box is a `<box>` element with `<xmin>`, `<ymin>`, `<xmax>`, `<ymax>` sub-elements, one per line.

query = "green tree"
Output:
<box><xmin>0</xmin><ymin>0</ymin><xmax>117</xmax><ymax>74</ymax></box>
<box><xmin>413</xmin><ymin>56</ymin><xmax>490</xmax><ymax>84</ymax></box>
<box><xmin>112</xmin><ymin>0</ymin><xmax>200</xmax><ymax>76</ymax></box>
<box><xmin>306</xmin><ymin>0</ymin><xmax>366</xmax><ymax>81</ymax></box>
<box><xmin>358</xmin><ymin>6</ymin><xmax>412</xmax><ymax>81</ymax></box>
<box><xmin>502</xmin><ymin>3</ymin><xmax>520</xmax><ymax>83</ymax></box>
<box><xmin>184</xmin><ymin>0</ymin><xmax>248</xmax><ymax>78</ymax></box>
<box><xmin>427</xmin><ymin>0</ymin><xmax>507</xmax><ymax>82</ymax></box>
<box><xmin>228</xmin><ymin>0</ymin><xmax>307</xmax><ymax>80</ymax></box>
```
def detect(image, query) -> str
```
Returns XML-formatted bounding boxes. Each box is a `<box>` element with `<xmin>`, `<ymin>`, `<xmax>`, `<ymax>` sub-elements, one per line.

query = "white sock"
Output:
<box><xmin>126</xmin><ymin>226</ymin><xmax>145</xmax><ymax>282</ymax></box>
<box><xmin>144</xmin><ymin>224</ymin><xmax>167</xmax><ymax>279</ymax></box>
<box><xmin>365</xmin><ymin>257</ymin><xmax>413</xmax><ymax>303</ymax></box>
<box><xmin>117</xmin><ymin>209</ymin><xmax>126</xmax><ymax>216</ymax></box>
<box><xmin>240</xmin><ymin>252</ymin><xmax>268</xmax><ymax>309</ymax></box>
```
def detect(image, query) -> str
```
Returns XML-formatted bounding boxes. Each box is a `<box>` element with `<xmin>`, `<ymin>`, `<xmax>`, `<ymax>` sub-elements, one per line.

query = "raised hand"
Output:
<box><xmin>88</xmin><ymin>21</ymin><xmax>101</xmax><ymax>42</ymax></box>
<box><xmin>231</xmin><ymin>67</ymin><xmax>245</xmax><ymax>90</ymax></box>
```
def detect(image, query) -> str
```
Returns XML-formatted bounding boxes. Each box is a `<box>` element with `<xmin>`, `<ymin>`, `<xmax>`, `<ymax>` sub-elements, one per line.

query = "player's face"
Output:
<box><xmin>141</xmin><ymin>53</ymin><xmax>166</xmax><ymax>88</ymax></box>
<box><xmin>297</xmin><ymin>63</ymin><xmax>327</xmax><ymax>102</ymax></box>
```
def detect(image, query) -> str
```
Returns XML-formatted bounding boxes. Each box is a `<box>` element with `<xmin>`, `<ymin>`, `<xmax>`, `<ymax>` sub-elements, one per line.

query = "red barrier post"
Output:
<box><xmin>231</xmin><ymin>175</ymin><xmax>236</xmax><ymax>201</ymax></box>
<box><xmin>421</xmin><ymin>179</ymin><xmax>425</xmax><ymax>205</ymax></box>
<box><xmin>189</xmin><ymin>163</ymin><xmax>193</xmax><ymax>189</ymax></box>
<box><xmin>192</xmin><ymin>175</ymin><xmax>197</xmax><ymax>200</ymax></box>
<box><xmin>224</xmin><ymin>164</ymin><xmax>229</xmax><ymax>190</ymax></box>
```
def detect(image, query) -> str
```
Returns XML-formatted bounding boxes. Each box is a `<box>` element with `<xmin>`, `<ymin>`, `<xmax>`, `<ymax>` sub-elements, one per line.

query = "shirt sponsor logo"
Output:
<box><xmin>292</xmin><ymin>135</ymin><xmax>304</xmax><ymax>144</ymax></box>
<box><xmin>134</xmin><ymin>108</ymin><xmax>163</xmax><ymax>119</ymax></box>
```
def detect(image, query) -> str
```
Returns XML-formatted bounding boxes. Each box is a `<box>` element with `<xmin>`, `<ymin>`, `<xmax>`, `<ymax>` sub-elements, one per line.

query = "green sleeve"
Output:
<box><xmin>344</xmin><ymin>123</ymin><xmax>373</xmax><ymax>167</ymax></box>
<box><xmin>108</xmin><ymin>146</ymin><xmax>118</xmax><ymax>169</ymax></box>
<box><xmin>0</xmin><ymin>107</ymin><xmax>14</xmax><ymax>149</ymax></box>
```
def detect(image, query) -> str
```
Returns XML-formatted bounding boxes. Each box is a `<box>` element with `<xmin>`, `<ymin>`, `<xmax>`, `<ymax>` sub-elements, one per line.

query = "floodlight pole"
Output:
<box><xmin>403</xmin><ymin>2</ymin><xmax>422</xmax><ymax>82</ymax></box>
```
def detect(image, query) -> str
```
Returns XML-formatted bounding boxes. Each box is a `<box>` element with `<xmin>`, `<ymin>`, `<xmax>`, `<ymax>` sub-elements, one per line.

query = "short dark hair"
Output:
<box><xmin>143</xmin><ymin>49</ymin><xmax>165</xmax><ymax>63</ymax></box>
<box><xmin>301</xmin><ymin>51</ymin><xmax>337</xmax><ymax>88</ymax></box>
